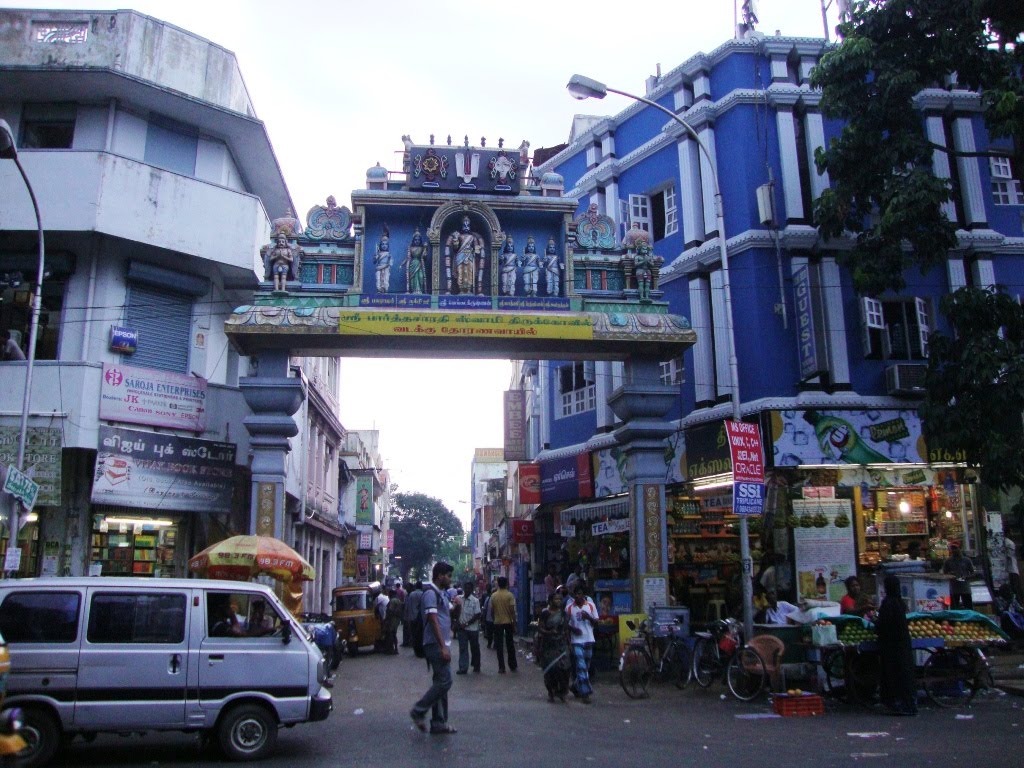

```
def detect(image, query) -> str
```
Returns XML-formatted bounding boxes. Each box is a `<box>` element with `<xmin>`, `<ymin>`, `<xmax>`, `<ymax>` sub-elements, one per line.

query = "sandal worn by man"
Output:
<box><xmin>409</xmin><ymin>710</ymin><xmax>427</xmax><ymax>732</ymax></box>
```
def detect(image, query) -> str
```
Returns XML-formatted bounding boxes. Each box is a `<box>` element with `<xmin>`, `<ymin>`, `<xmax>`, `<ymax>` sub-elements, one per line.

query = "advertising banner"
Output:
<box><xmin>726</xmin><ymin>421</ymin><xmax>765</xmax><ymax>516</ymax></box>
<box><xmin>519</xmin><ymin>463</ymin><xmax>541</xmax><ymax>504</ymax></box>
<box><xmin>100</xmin><ymin>363</ymin><xmax>208</xmax><ymax>432</ymax></box>
<box><xmin>792</xmin><ymin>499</ymin><xmax>857</xmax><ymax>602</ymax></box>
<box><xmin>356</xmin><ymin>475</ymin><xmax>374</xmax><ymax>526</ymax></box>
<box><xmin>91</xmin><ymin>427</ymin><xmax>235</xmax><ymax>513</ymax></box>
<box><xmin>540</xmin><ymin>454</ymin><xmax>593</xmax><ymax>503</ymax></box>
<box><xmin>386</xmin><ymin>528</ymin><xmax>395</xmax><ymax>551</ymax></box>
<box><xmin>503</xmin><ymin>390</ymin><xmax>527</xmax><ymax>461</ymax></box>
<box><xmin>510</xmin><ymin>519</ymin><xmax>535</xmax><ymax>544</ymax></box>
<box><xmin>793</xmin><ymin>264</ymin><xmax>827</xmax><ymax>380</ymax></box>
<box><xmin>591</xmin><ymin>517</ymin><xmax>630</xmax><ymax>536</ymax></box>
<box><xmin>593</xmin><ymin>441</ymin><xmax>685</xmax><ymax>498</ymax></box>
<box><xmin>769</xmin><ymin>409</ymin><xmax>926</xmax><ymax>466</ymax></box>
<box><xmin>337</xmin><ymin>309</ymin><xmax>594</xmax><ymax>341</ymax></box>
<box><xmin>683</xmin><ymin>421</ymin><xmax>731</xmax><ymax>480</ymax></box>
<box><xmin>356</xmin><ymin>554</ymin><xmax>370</xmax><ymax>581</ymax></box>
<box><xmin>0</xmin><ymin>427</ymin><xmax>61</xmax><ymax>506</ymax></box>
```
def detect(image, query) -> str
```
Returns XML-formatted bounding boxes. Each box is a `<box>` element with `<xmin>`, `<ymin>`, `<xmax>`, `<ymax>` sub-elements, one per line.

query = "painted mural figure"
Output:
<box><xmin>543</xmin><ymin>237</ymin><xmax>560</xmax><ymax>297</ymax></box>
<box><xmin>519</xmin><ymin>237</ymin><xmax>539</xmax><ymax>296</ymax></box>
<box><xmin>499</xmin><ymin>236</ymin><xmax>518</xmax><ymax>295</ymax></box>
<box><xmin>261</xmin><ymin>229</ymin><xmax>302</xmax><ymax>292</ymax></box>
<box><xmin>445</xmin><ymin>215</ymin><xmax>485</xmax><ymax>294</ymax></box>
<box><xmin>374</xmin><ymin>230</ymin><xmax>392</xmax><ymax>293</ymax></box>
<box><xmin>403</xmin><ymin>228</ymin><xmax>428</xmax><ymax>293</ymax></box>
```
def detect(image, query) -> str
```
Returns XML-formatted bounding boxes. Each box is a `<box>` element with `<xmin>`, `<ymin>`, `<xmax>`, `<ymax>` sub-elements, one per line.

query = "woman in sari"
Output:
<box><xmin>875</xmin><ymin>574</ymin><xmax>917</xmax><ymax>715</ymax></box>
<box><xmin>536</xmin><ymin>592</ymin><xmax>570</xmax><ymax>702</ymax></box>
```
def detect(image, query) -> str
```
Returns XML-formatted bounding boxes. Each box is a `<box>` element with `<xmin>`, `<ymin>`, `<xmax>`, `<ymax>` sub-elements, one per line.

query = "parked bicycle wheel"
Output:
<box><xmin>726</xmin><ymin>646</ymin><xmax>767</xmax><ymax>701</ymax></box>
<box><xmin>821</xmin><ymin>647</ymin><xmax>847</xmax><ymax>697</ymax></box>
<box><xmin>619</xmin><ymin>645</ymin><xmax>653</xmax><ymax>699</ymax></box>
<box><xmin>922</xmin><ymin>647</ymin><xmax>979</xmax><ymax>708</ymax></box>
<box><xmin>692</xmin><ymin>637</ymin><xmax>717</xmax><ymax>688</ymax></box>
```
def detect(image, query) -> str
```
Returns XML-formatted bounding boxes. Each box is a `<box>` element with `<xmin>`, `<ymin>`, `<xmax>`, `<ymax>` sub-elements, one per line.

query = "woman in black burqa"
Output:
<box><xmin>875</xmin><ymin>574</ymin><xmax>917</xmax><ymax>715</ymax></box>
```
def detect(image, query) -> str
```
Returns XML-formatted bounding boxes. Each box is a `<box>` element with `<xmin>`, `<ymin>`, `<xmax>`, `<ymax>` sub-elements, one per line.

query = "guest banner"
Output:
<box><xmin>92</xmin><ymin>427</ymin><xmax>235</xmax><ymax>513</ymax></box>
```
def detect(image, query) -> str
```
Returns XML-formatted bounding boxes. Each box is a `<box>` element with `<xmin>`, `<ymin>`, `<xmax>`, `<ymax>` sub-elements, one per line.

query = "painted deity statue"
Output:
<box><xmin>261</xmin><ymin>229</ymin><xmax>302</xmax><ymax>292</ymax></box>
<box><xmin>633</xmin><ymin>239</ymin><xmax>654</xmax><ymax>302</ymax></box>
<box><xmin>445</xmin><ymin>215</ymin><xmax>485</xmax><ymax>294</ymax></box>
<box><xmin>374</xmin><ymin>230</ymin><xmax>392</xmax><ymax>293</ymax></box>
<box><xmin>542</xmin><ymin>237</ymin><xmax>560</xmax><ymax>297</ymax></box>
<box><xmin>499</xmin><ymin>236</ymin><xmax>518</xmax><ymax>295</ymax></box>
<box><xmin>403</xmin><ymin>228</ymin><xmax>428</xmax><ymax>294</ymax></box>
<box><xmin>519</xmin><ymin>236</ymin><xmax>539</xmax><ymax>297</ymax></box>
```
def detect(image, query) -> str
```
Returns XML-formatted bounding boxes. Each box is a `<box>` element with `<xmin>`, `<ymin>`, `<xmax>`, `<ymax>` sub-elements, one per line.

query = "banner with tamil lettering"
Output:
<box><xmin>91</xmin><ymin>427</ymin><xmax>235</xmax><ymax>513</ymax></box>
<box><xmin>338</xmin><ymin>309</ymin><xmax>593</xmax><ymax>341</ymax></box>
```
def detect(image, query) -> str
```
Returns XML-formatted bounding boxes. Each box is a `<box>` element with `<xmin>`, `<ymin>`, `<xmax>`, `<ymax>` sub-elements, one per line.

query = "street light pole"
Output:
<box><xmin>566</xmin><ymin>77</ymin><xmax>753</xmax><ymax>639</ymax></box>
<box><xmin>0</xmin><ymin>119</ymin><xmax>46</xmax><ymax>571</ymax></box>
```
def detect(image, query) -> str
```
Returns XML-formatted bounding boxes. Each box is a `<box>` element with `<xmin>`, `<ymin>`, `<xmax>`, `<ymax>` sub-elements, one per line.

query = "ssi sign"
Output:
<box><xmin>732</xmin><ymin>481</ymin><xmax>764</xmax><ymax>516</ymax></box>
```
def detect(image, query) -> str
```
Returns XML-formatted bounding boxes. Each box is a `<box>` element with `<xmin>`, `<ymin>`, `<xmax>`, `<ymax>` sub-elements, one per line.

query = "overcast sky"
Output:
<box><xmin>13</xmin><ymin>1</ymin><xmax>836</xmax><ymax>527</ymax></box>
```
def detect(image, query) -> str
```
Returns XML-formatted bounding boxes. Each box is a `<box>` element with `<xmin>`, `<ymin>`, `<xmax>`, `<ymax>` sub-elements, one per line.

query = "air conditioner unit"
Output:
<box><xmin>885</xmin><ymin>363</ymin><xmax>927</xmax><ymax>395</ymax></box>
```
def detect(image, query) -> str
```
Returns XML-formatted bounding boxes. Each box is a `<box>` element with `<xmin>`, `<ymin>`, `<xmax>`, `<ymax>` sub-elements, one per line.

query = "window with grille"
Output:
<box><xmin>660</xmin><ymin>357</ymin><xmax>684</xmax><ymax>386</ymax></box>
<box><xmin>557</xmin><ymin>362</ymin><xmax>596</xmax><ymax>417</ymax></box>
<box><xmin>860</xmin><ymin>297</ymin><xmax>930</xmax><ymax>360</ymax></box>
<box><xmin>990</xmin><ymin>157</ymin><xmax>1023</xmax><ymax>205</ymax></box>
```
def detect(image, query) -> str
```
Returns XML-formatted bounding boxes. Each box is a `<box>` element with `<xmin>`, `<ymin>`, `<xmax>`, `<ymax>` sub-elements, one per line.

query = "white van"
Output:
<box><xmin>0</xmin><ymin>578</ymin><xmax>332</xmax><ymax>766</ymax></box>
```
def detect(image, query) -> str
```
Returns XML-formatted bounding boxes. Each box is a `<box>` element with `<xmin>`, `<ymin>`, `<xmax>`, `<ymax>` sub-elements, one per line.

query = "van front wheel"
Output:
<box><xmin>11</xmin><ymin>707</ymin><xmax>60</xmax><ymax>768</ymax></box>
<box><xmin>217</xmin><ymin>704</ymin><xmax>278</xmax><ymax>762</ymax></box>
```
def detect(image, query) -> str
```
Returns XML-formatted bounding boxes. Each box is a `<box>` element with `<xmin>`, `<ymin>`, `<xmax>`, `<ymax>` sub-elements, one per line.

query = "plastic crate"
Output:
<box><xmin>772</xmin><ymin>693</ymin><xmax>825</xmax><ymax>717</ymax></box>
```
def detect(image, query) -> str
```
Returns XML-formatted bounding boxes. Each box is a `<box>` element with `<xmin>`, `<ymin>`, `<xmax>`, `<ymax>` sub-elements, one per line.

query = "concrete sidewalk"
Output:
<box><xmin>989</xmin><ymin>645</ymin><xmax>1024</xmax><ymax>696</ymax></box>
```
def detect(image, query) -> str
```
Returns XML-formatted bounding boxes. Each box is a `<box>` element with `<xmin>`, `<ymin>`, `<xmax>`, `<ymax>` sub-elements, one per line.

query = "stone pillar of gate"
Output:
<box><xmin>240</xmin><ymin>350</ymin><xmax>305</xmax><ymax>540</ymax></box>
<box><xmin>607</xmin><ymin>355</ymin><xmax>678</xmax><ymax>613</ymax></box>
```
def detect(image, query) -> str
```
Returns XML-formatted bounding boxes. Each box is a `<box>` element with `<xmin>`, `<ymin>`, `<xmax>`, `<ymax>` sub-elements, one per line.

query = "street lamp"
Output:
<box><xmin>566</xmin><ymin>76</ymin><xmax>753</xmax><ymax>638</ymax></box>
<box><xmin>0</xmin><ymin>119</ymin><xmax>46</xmax><ymax>570</ymax></box>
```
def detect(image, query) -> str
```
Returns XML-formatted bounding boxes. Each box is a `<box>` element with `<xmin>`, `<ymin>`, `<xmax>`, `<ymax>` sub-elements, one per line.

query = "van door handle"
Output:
<box><xmin>169</xmin><ymin>654</ymin><xmax>181</xmax><ymax>674</ymax></box>
<box><xmin>208</xmin><ymin>654</ymin><xmax>225</xmax><ymax>663</ymax></box>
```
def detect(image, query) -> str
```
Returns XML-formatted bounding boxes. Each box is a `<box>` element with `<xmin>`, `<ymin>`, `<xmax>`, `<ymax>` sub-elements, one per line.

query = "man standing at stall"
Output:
<box><xmin>943</xmin><ymin>544</ymin><xmax>976</xmax><ymax>610</ymax></box>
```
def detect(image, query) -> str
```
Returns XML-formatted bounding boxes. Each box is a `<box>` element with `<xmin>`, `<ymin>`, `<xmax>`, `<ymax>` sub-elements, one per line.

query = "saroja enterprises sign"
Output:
<box><xmin>92</xmin><ymin>427</ymin><xmax>235</xmax><ymax>513</ymax></box>
<box><xmin>100</xmin><ymin>363</ymin><xmax>208</xmax><ymax>432</ymax></box>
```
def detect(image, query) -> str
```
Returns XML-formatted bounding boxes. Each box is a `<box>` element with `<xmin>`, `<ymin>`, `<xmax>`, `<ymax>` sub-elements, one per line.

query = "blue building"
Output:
<box><xmin>528</xmin><ymin>32</ymin><xmax>1023</xmax><ymax>619</ymax></box>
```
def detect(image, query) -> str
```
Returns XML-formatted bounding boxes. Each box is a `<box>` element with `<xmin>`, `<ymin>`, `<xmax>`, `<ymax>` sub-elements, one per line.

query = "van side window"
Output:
<box><xmin>208</xmin><ymin>592</ymin><xmax>282</xmax><ymax>638</ymax></box>
<box><xmin>0</xmin><ymin>592</ymin><xmax>80</xmax><ymax>643</ymax></box>
<box><xmin>87</xmin><ymin>593</ymin><xmax>186</xmax><ymax>644</ymax></box>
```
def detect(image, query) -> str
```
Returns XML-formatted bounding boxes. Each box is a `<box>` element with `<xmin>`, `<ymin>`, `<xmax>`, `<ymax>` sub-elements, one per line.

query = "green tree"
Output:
<box><xmin>390</xmin><ymin>492</ymin><xmax>464</xmax><ymax>581</ymax></box>
<box><xmin>811</xmin><ymin>0</ymin><xmax>1024</xmax><ymax>520</ymax></box>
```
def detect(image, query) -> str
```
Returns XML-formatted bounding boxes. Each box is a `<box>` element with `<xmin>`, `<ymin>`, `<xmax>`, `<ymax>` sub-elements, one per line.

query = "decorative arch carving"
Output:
<box><xmin>427</xmin><ymin>200</ymin><xmax>503</xmax><ymax>243</ymax></box>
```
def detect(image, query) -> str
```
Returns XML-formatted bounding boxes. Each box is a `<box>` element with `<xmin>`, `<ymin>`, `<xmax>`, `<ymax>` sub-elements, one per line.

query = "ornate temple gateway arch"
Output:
<box><xmin>226</xmin><ymin>138</ymin><xmax>696</xmax><ymax>606</ymax></box>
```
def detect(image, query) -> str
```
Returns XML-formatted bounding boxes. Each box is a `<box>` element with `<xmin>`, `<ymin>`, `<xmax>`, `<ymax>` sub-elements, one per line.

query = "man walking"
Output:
<box><xmin>456</xmin><ymin>581</ymin><xmax>482</xmax><ymax>675</ymax></box>
<box><xmin>410</xmin><ymin>562</ymin><xmax>457</xmax><ymax>735</ymax></box>
<box><xmin>567</xmin><ymin>583</ymin><xmax>598</xmax><ymax>704</ymax></box>
<box><xmin>490</xmin><ymin>576</ymin><xmax>517</xmax><ymax>673</ymax></box>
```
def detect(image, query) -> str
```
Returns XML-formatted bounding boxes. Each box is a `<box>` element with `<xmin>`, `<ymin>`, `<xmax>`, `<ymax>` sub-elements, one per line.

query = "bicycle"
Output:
<box><xmin>691</xmin><ymin>618</ymin><xmax>767</xmax><ymax>701</ymax></box>
<box><xmin>618</xmin><ymin>617</ymin><xmax>692</xmax><ymax>698</ymax></box>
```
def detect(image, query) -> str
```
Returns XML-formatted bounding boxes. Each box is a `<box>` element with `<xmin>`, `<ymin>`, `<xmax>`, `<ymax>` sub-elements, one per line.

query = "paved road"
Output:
<box><xmin>57</xmin><ymin>641</ymin><xmax>1024</xmax><ymax>767</ymax></box>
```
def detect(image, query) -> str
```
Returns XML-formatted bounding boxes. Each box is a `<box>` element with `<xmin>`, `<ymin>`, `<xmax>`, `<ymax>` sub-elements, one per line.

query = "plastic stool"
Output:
<box><xmin>706</xmin><ymin>599</ymin><xmax>727</xmax><ymax>621</ymax></box>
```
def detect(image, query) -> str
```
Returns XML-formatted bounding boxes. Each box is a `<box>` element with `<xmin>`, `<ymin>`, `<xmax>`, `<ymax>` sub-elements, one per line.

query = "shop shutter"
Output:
<box><xmin>124</xmin><ymin>284</ymin><xmax>191</xmax><ymax>373</ymax></box>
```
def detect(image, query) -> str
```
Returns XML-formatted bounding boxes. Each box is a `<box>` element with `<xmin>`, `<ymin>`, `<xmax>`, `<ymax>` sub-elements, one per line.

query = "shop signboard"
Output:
<box><xmin>386</xmin><ymin>528</ymin><xmax>394</xmax><ymax>551</ymax></box>
<box><xmin>0</xmin><ymin>427</ymin><xmax>61</xmax><ymax>506</ymax></box>
<box><xmin>683</xmin><ymin>421</ymin><xmax>731</xmax><ymax>480</ymax></box>
<box><xmin>358</xmin><ymin>531</ymin><xmax>373</xmax><ymax>550</ymax></box>
<box><xmin>510</xmin><ymin>519</ymin><xmax>534</xmax><ymax>544</ymax></box>
<box><xmin>793</xmin><ymin>263</ymin><xmax>828</xmax><ymax>381</ymax></box>
<box><xmin>91</xmin><ymin>427</ymin><xmax>235</xmax><ymax>513</ymax></box>
<box><xmin>593</xmin><ymin>440</ymin><xmax>685</xmax><ymax>498</ymax></box>
<box><xmin>356</xmin><ymin>554</ymin><xmax>370</xmax><ymax>581</ymax></box>
<box><xmin>355</xmin><ymin>475</ymin><xmax>374</xmax><ymax>526</ymax></box>
<box><xmin>591</xmin><ymin>517</ymin><xmax>629</xmax><ymax>536</ymax></box>
<box><xmin>100</xmin><ymin>363</ymin><xmax>208</xmax><ymax>432</ymax></box>
<box><xmin>503</xmin><ymin>390</ymin><xmax>527</xmax><ymax>461</ymax></box>
<box><xmin>342</xmin><ymin>538</ymin><xmax>357</xmax><ymax>578</ymax></box>
<box><xmin>540</xmin><ymin>454</ymin><xmax>592</xmax><ymax>503</ymax></box>
<box><xmin>769</xmin><ymin>409</ymin><xmax>926</xmax><ymax>466</ymax></box>
<box><xmin>3</xmin><ymin>465</ymin><xmax>38</xmax><ymax>512</ymax></box>
<box><xmin>519</xmin><ymin>463</ymin><xmax>541</xmax><ymax>504</ymax></box>
<box><xmin>726</xmin><ymin>421</ymin><xmax>764</xmax><ymax>516</ymax></box>
<box><xmin>791</xmin><ymin>499</ymin><xmax>857</xmax><ymax>603</ymax></box>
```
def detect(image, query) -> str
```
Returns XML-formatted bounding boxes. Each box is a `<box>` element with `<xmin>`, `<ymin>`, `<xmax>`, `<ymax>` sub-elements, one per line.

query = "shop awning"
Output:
<box><xmin>560</xmin><ymin>496</ymin><xmax>630</xmax><ymax>523</ymax></box>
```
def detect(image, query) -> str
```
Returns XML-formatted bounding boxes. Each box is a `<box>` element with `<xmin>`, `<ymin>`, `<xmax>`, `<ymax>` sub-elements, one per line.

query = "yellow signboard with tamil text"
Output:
<box><xmin>337</xmin><ymin>310</ymin><xmax>594</xmax><ymax>340</ymax></box>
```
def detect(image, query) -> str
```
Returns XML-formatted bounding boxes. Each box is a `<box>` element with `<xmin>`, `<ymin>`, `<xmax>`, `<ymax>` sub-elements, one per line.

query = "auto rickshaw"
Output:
<box><xmin>331</xmin><ymin>582</ymin><xmax>382</xmax><ymax>655</ymax></box>
<box><xmin>0</xmin><ymin>631</ymin><xmax>26</xmax><ymax>759</ymax></box>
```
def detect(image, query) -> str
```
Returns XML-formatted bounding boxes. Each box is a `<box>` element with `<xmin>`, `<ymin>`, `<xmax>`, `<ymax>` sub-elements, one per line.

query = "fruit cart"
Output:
<box><xmin>813</xmin><ymin>611</ymin><xmax>1008</xmax><ymax>708</ymax></box>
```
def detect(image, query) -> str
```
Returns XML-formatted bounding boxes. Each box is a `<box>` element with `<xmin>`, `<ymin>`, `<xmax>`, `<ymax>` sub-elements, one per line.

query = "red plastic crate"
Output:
<box><xmin>772</xmin><ymin>693</ymin><xmax>824</xmax><ymax>717</ymax></box>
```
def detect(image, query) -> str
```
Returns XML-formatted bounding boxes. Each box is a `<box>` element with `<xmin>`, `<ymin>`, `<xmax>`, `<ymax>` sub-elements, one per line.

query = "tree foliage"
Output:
<box><xmin>812</xmin><ymin>1</ymin><xmax>1024</xmax><ymax>514</ymax></box>
<box><xmin>390</xmin><ymin>492</ymin><xmax>463</xmax><ymax>580</ymax></box>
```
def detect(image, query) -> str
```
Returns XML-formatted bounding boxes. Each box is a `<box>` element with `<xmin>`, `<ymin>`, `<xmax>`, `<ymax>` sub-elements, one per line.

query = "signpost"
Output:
<box><xmin>3</xmin><ymin>464</ymin><xmax>39</xmax><ymax>513</ymax></box>
<box><xmin>726</xmin><ymin>421</ymin><xmax>764</xmax><ymax>517</ymax></box>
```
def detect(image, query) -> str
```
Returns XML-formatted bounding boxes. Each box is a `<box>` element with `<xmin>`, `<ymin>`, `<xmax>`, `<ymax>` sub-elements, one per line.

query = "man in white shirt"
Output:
<box><xmin>566</xmin><ymin>583</ymin><xmax>598</xmax><ymax>703</ymax></box>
